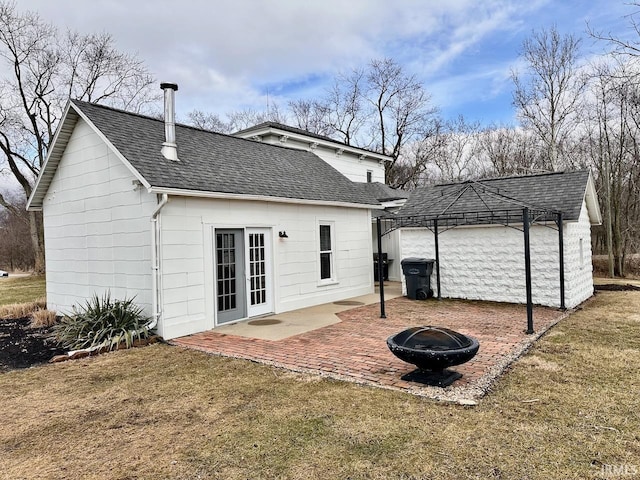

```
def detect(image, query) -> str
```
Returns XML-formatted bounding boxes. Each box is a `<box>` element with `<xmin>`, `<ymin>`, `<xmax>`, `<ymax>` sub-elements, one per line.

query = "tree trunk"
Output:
<box><xmin>29</xmin><ymin>210</ymin><xmax>45</xmax><ymax>273</ymax></box>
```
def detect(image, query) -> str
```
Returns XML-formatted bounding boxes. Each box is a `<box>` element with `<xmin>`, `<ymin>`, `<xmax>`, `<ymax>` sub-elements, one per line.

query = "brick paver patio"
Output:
<box><xmin>170</xmin><ymin>297</ymin><xmax>569</xmax><ymax>402</ymax></box>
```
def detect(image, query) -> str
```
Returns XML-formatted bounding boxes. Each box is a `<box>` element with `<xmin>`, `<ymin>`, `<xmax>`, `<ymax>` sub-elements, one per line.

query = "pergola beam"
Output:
<box><xmin>434</xmin><ymin>218</ymin><xmax>441</xmax><ymax>300</ymax></box>
<box><xmin>376</xmin><ymin>216</ymin><xmax>386</xmax><ymax>319</ymax></box>
<box><xmin>558</xmin><ymin>212</ymin><xmax>566</xmax><ymax>310</ymax></box>
<box><xmin>523</xmin><ymin>207</ymin><xmax>534</xmax><ymax>334</ymax></box>
<box><xmin>375</xmin><ymin>185</ymin><xmax>565</xmax><ymax>333</ymax></box>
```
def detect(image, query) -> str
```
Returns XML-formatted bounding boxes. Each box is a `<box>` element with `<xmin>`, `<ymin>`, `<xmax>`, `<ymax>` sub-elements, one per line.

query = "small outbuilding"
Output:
<box><xmin>380</xmin><ymin>170</ymin><xmax>601</xmax><ymax>317</ymax></box>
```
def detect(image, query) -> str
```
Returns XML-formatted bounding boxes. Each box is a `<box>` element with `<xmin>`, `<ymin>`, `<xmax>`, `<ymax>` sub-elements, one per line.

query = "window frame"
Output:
<box><xmin>318</xmin><ymin>221</ymin><xmax>337</xmax><ymax>284</ymax></box>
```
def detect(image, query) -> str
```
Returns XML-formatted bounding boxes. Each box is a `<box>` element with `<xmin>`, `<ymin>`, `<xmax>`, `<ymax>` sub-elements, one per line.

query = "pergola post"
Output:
<box><xmin>434</xmin><ymin>218</ymin><xmax>441</xmax><ymax>300</ymax></box>
<box><xmin>557</xmin><ymin>212</ymin><xmax>566</xmax><ymax>310</ymax></box>
<box><xmin>523</xmin><ymin>207</ymin><xmax>534</xmax><ymax>334</ymax></box>
<box><xmin>376</xmin><ymin>216</ymin><xmax>386</xmax><ymax>319</ymax></box>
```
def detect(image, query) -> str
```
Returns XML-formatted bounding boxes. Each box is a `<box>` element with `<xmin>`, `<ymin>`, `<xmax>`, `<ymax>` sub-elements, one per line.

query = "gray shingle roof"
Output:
<box><xmin>353</xmin><ymin>182</ymin><xmax>409</xmax><ymax>202</ymax></box>
<box><xmin>71</xmin><ymin>101</ymin><xmax>379</xmax><ymax>206</ymax></box>
<box><xmin>399</xmin><ymin>170</ymin><xmax>592</xmax><ymax>222</ymax></box>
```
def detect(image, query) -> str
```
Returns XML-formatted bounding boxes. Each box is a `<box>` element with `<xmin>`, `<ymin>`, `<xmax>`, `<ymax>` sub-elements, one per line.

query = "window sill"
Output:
<box><xmin>318</xmin><ymin>280</ymin><xmax>339</xmax><ymax>287</ymax></box>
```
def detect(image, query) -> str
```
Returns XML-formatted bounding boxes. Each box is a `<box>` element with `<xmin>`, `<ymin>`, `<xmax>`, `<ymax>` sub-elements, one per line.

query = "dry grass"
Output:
<box><xmin>0</xmin><ymin>290</ymin><xmax>639</xmax><ymax>479</ymax></box>
<box><xmin>0</xmin><ymin>298</ymin><xmax>47</xmax><ymax>320</ymax></box>
<box><xmin>29</xmin><ymin>309</ymin><xmax>58</xmax><ymax>328</ymax></box>
<box><xmin>594</xmin><ymin>276</ymin><xmax>640</xmax><ymax>287</ymax></box>
<box><xmin>0</xmin><ymin>275</ymin><xmax>46</xmax><ymax>306</ymax></box>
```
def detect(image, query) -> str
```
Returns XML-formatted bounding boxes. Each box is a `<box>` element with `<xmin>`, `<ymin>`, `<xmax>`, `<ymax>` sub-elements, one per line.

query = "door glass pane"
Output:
<box><xmin>216</xmin><ymin>232</ymin><xmax>237</xmax><ymax>313</ymax></box>
<box><xmin>248</xmin><ymin>233</ymin><xmax>267</xmax><ymax>306</ymax></box>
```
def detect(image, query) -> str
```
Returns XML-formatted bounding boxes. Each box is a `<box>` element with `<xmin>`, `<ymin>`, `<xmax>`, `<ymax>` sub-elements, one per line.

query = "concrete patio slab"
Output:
<box><xmin>212</xmin><ymin>283</ymin><xmax>402</xmax><ymax>341</ymax></box>
<box><xmin>170</xmin><ymin>287</ymin><xmax>571</xmax><ymax>403</ymax></box>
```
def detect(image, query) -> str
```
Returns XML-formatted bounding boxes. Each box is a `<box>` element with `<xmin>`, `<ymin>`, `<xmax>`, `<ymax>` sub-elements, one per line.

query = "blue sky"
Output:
<box><xmin>11</xmin><ymin>0</ymin><xmax>640</xmax><ymax>127</ymax></box>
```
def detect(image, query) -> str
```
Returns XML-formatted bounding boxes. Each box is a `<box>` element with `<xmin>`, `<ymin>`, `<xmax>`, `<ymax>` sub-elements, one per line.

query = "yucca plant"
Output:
<box><xmin>54</xmin><ymin>292</ymin><xmax>151</xmax><ymax>351</ymax></box>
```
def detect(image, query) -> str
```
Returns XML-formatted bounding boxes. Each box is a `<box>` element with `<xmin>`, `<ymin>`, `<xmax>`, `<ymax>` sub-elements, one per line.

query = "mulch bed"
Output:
<box><xmin>594</xmin><ymin>283</ymin><xmax>640</xmax><ymax>291</ymax></box>
<box><xmin>0</xmin><ymin>317</ymin><xmax>66</xmax><ymax>372</ymax></box>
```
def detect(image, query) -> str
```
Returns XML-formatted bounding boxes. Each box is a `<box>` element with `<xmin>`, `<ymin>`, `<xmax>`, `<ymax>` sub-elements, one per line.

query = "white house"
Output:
<box><xmin>234</xmin><ymin>122</ymin><xmax>389</xmax><ymax>184</ymax></box>
<box><xmin>27</xmin><ymin>83</ymin><xmax>602</xmax><ymax>342</ymax></box>
<box><xmin>392</xmin><ymin>171</ymin><xmax>602</xmax><ymax>309</ymax></box>
<box><xmin>234</xmin><ymin>122</ymin><xmax>409</xmax><ymax>281</ymax></box>
<box><xmin>27</xmin><ymin>84</ymin><xmax>392</xmax><ymax>340</ymax></box>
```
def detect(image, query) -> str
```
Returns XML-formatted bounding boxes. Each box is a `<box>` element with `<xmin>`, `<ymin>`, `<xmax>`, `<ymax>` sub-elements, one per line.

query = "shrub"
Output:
<box><xmin>54</xmin><ymin>292</ymin><xmax>151</xmax><ymax>351</ymax></box>
<box><xmin>30</xmin><ymin>309</ymin><xmax>58</xmax><ymax>328</ymax></box>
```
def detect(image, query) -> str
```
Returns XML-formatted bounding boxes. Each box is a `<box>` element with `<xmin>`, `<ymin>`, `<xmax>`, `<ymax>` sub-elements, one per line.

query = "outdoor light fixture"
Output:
<box><xmin>279</xmin><ymin>231</ymin><xmax>288</xmax><ymax>238</ymax></box>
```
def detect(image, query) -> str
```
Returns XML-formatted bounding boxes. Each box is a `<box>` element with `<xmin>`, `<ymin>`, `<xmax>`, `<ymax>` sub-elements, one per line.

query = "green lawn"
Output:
<box><xmin>0</xmin><ymin>275</ymin><xmax>46</xmax><ymax>306</ymax></box>
<box><xmin>0</xmin><ymin>289</ymin><xmax>638</xmax><ymax>479</ymax></box>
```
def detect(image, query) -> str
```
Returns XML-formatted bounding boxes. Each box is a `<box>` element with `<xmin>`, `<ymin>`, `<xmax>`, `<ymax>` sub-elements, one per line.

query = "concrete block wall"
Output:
<box><xmin>563</xmin><ymin>203</ymin><xmax>595</xmax><ymax>307</ymax></box>
<box><xmin>401</xmin><ymin>223</ymin><xmax>564</xmax><ymax>308</ymax></box>
<box><xmin>399</xmin><ymin>202</ymin><xmax>594</xmax><ymax>309</ymax></box>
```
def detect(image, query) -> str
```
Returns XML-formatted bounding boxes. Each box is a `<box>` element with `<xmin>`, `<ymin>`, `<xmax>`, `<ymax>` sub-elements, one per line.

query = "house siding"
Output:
<box><xmin>309</xmin><ymin>146</ymin><xmax>385</xmax><ymax>183</ymax></box>
<box><xmin>256</xmin><ymin>135</ymin><xmax>385</xmax><ymax>183</ymax></box>
<box><xmin>42</xmin><ymin>119</ymin><xmax>156</xmax><ymax>315</ymax></box>
<box><xmin>399</xmin><ymin>199</ymin><xmax>594</xmax><ymax>309</ymax></box>
<box><xmin>158</xmin><ymin>197</ymin><xmax>373</xmax><ymax>339</ymax></box>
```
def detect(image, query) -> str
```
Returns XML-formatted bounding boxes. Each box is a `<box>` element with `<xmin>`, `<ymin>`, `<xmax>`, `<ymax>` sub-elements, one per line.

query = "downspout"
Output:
<box><xmin>61</xmin><ymin>193</ymin><xmax>168</xmax><ymax>359</ymax></box>
<box><xmin>149</xmin><ymin>193</ymin><xmax>169</xmax><ymax>332</ymax></box>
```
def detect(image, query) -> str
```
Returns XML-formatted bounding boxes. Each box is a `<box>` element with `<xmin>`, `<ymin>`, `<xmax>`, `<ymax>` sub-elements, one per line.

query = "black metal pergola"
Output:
<box><xmin>376</xmin><ymin>180</ymin><xmax>567</xmax><ymax>334</ymax></box>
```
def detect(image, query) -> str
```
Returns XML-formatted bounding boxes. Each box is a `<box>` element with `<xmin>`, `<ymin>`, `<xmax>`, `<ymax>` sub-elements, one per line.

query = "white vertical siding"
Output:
<box><xmin>42</xmin><ymin>119</ymin><xmax>156</xmax><ymax>316</ymax></box>
<box><xmin>158</xmin><ymin>197</ymin><xmax>373</xmax><ymax>339</ymax></box>
<box><xmin>399</xmin><ymin>202</ymin><xmax>594</xmax><ymax>309</ymax></box>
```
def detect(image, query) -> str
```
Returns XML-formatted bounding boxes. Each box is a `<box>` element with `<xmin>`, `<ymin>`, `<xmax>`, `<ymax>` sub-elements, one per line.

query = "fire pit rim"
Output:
<box><xmin>386</xmin><ymin>326</ymin><xmax>480</xmax><ymax>373</ymax></box>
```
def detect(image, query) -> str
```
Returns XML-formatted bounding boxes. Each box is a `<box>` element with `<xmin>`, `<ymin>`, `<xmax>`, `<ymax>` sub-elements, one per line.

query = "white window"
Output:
<box><xmin>366</xmin><ymin>170</ymin><xmax>373</xmax><ymax>183</ymax></box>
<box><xmin>579</xmin><ymin>238</ymin><xmax>584</xmax><ymax>267</ymax></box>
<box><xmin>319</xmin><ymin>222</ymin><xmax>335</xmax><ymax>282</ymax></box>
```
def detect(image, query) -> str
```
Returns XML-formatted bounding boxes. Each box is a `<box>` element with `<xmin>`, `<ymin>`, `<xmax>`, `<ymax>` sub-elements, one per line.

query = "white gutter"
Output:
<box><xmin>149</xmin><ymin>193</ymin><xmax>169</xmax><ymax>332</ymax></box>
<box><xmin>148</xmin><ymin>186</ymin><xmax>383</xmax><ymax>210</ymax></box>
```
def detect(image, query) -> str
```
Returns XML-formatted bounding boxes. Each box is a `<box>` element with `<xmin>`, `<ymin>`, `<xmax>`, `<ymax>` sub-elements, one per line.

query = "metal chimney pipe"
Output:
<box><xmin>160</xmin><ymin>82</ymin><xmax>179</xmax><ymax>161</ymax></box>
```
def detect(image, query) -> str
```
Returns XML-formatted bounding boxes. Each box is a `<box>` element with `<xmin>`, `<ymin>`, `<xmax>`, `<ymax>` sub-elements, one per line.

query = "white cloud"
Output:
<box><xmin>8</xmin><ymin>0</ymin><xmax>631</xmax><ymax>121</ymax></box>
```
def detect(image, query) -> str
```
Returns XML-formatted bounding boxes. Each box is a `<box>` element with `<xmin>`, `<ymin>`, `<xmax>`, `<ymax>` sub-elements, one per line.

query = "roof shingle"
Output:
<box><xmin>399</xmin><ymin>170</ymin><xmax>592</xmax><ymax>221</ymax></box>
<box><xmin>72</xmin><ymin>101</ymin><xmax>379</xmax><ymax>207</ymax></box>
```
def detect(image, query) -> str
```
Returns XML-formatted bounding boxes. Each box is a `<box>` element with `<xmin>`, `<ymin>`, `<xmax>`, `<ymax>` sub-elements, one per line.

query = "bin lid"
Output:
<box><xmin>401</xmin><ymin>257</ymin><xmax>435</xmax><ymax>265</ymax></box>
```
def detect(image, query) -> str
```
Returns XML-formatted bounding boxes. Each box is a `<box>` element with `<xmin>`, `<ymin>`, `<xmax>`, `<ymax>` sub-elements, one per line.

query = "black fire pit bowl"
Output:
<box><xmin>387</xmin><ymin>326</ymin><xmax>480</xmax><ymax>387</ymax></box>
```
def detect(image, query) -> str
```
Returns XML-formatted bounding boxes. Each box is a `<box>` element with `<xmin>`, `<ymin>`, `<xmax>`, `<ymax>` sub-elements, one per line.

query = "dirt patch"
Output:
<box><xmin>0</xmin><ymin>317</ymin><xmax>66</xmax><ymax>372</ymax></box>
<box><xmin>594</xmin><ymin>283</ymin><xmax>640</xmax><ymax>291</ymax></box>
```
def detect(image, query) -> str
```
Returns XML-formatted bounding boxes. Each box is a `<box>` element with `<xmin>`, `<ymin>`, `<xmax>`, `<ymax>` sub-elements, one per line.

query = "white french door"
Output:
<box><xmin>246</xmin><ymin>228</ymin><xmax>273</xmax><ymax>317</ymax></box>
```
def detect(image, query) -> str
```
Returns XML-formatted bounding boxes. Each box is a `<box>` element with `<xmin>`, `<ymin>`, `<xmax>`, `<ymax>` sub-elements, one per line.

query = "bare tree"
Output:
<box><xmin>0</xmin><ymin>192</ymin><xmax>33</xmax><ymax>271</ymax></box>
<box><xmin>390</xmin><ymin>119</ymin><xmax>447</xmax><ymax>188</ymax></box>
<box><xmin>366</xmin><ymin>58</ymin><xmax>438</xmax><ymax>181</ymax></box>
<box><xmin>588</xmin><ymin>2</ymin><xmax>640</xmax><ymax>58</ymax></box>
<box><xmin>511</xmin><ymin>26</ymin><xmax>586</xmax><ymax>170</ymax></box>
<box><xmin>476</xmin><ymin>125</ymin><xmax>544</xmax><ymax>177</ymax></box>
<box><xmin>430</xmin><ymin>116</ymin><xmax>482</xmax><ymax>182</ymax></box>
<box><xmin>0</xmin><ymin>1</ymin><xmax>156</xmax><ymax>271</ymax></box>
<box><xmin>324</xmin><ymin>70</ymin><xmax>369</xmax><ymax>145</ymax></box>
<box><xmin>186</xmin><ymin>109</ymin><xmax>232</xmax><ymax>133</ymax></box>
<box><xmin>580</xmin><ymin>59</ymin><xmax>640</xmax><ymax>276</ymax></box>
<box><xmin>226</xmin><ymin>104</ymin><xmax>288</xmax><ymax>132</ymax></box>
<box><xmin>287</xmin><ymin>99</ymin><xmax>332</xmax><ymax>136</ymax></box>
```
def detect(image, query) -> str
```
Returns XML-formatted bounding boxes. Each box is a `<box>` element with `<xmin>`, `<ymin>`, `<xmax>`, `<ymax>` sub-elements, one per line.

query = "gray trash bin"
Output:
<box><xmin>401</xmin><ymin>257</ymin><xmax>435</xmax><ymax>300</ymax></box>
